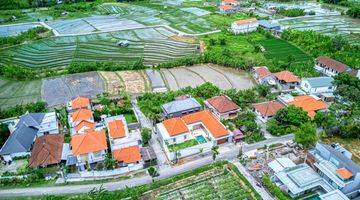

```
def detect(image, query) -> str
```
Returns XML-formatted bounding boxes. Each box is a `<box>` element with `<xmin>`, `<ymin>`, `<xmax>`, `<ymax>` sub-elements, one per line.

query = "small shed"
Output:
<box><xmin>141</xmin><ymin>147</ymin><xmax>157</xmax><ymax>167</ymax></box>
<box><xmin>232</xmin><ymin>129</ymin><xmax>244</xmax><ymax>143</ymax></box>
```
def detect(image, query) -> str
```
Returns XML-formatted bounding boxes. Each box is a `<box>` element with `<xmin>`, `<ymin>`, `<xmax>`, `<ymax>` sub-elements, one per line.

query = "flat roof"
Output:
<box><xmin>268</xmin><ymin>157</ymin><xmax>296</xmax><ymax>173</ymax></box>
<box><xmin>320</xmin><ymin>190</ymin><xmax>349</xmax><ymax>200</ymax></box>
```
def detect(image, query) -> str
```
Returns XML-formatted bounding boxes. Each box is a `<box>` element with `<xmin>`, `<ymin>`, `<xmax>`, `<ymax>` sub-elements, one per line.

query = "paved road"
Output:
<box><xmin>0</xmin><ymin>132</ymin><xmax>293</xmax><ymax>197</ymax></box>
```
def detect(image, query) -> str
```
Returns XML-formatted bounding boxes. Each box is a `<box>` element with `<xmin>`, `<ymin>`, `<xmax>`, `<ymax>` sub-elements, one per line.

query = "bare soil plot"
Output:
<box><xmin>98</xmin><ymin>71</ymin><xmax>125</xmax><ymax>95</ymax></box>
<box><xmin>116</xmin><ymin>71</ymin><xmax>149</xmax><ymax>94</ymax></box>
<box><xmin>187</xmin><ymin>65</ymin><xmax>233</xmax><ymax>90</ymax></box>
<box><xmin>208</xmin><ymin>65</ymin><xmax>255</xmax><ymax>90</ymax></box>
<box><xmin>42</xmin><ymin>72</ymin><xmax>105</xmax><ymax>107</ymax></box>
<box><xmin>166</xmin><ymin>67</ymin><xmax>205</xmax><ymax>89</ymax></box>
<box><xmin>160</xmin><ymin>69</ymin><xmax>179</xmax><ymax>91</ymax></box>
<box><xmin>0</xmin><ymin>78</ymin><xmax>42</xmax><ymax>109</ymax></box>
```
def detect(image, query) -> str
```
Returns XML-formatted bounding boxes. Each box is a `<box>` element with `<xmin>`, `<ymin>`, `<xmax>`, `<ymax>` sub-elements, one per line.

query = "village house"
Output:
<box><xmin>70</xmin><ymin>130</ymin><xmax>108</xmax><ymax>171</ymax></box>
<box><xmin>231</xmin><ymin>18</ymin><xmax>259</xmax><ymax>34</ymax></box>
<box><xmin>156</xmin><ymin>110</ymin><xmax>230</xmax><ymax>161</ymax></box>
<box><xmin>204</xmin><ymin>95</ymin><xmax>240</xmax><ymax>120</ymax></box>
<box><xmin>278</xmin><ymin>94</ymin><xmax>328</xmax><ymax>119</ymax></box>
<box><xmin>219</xmin><ymin>5</ymin><xmax>235</xmax><ymax>14</ymax></box>
<box><xmin>29</xmin><ymin>134</ymin><xmax>64</xmax><ymax>168</ymax></box>
<box><xmin>315</xmin><ymin>56</ymin><xmax>360</xmax><ymax>79</ymax></box>
<box><xmin>309</xmin><ymin>143</ymin><xmax>360</xmax><ymax>199</ymax></box>
<box><xmin>273</xmin><ymin>70</ymin><xmax>300</xmax><ymax>90</ymax></box>
<box><xmin>161</xmin><ymin>97</ymin><xmax>202</xmax><ymax>118</ymax></box>
<box><xmin>67</xmin><ymin>96</ymin><xmax>91</xmax><ymax>112</ymax></box>
<box><xmin>300</xmin><ymin>77</ymin><xmax>335</xmax><ymax>95</ymax></box>
<box><xmin>0</xmin><ymin>112</ymin><xmax>59</xmax><ymax>162</ymax></box>
<box><xmin>69</xmin><ymin>108</ymin><xmax>94</xmax><ymax>130</ymax></box>
<box><xmin>219</xmin><ymin>0</ymin><xmax>240</xmax><ymax>14</ymax></box>
<box><xmin>252</xmin><ymin>100</ymin><xmax>285</xmax><ymax>122</ymax></box>
<box><xmin>252</xmin><ymin>66</ymin><xmax>276</xmax><ymax>85</ymax></box>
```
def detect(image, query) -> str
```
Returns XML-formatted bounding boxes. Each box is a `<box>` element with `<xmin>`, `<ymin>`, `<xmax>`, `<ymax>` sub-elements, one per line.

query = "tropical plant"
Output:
<box><xmin>211</xmin><ymin>146</ymin><xmax>220</xmax><ymax>161</ymax></box>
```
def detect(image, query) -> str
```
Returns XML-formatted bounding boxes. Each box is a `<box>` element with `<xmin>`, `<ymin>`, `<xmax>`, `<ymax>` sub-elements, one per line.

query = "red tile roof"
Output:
<box><xmin>71</xmin><ymin>109</ymin><xmax>93</xmax><ymax>122</ymax></box>
<box><xmin>223</xmin><ymin>0</ymin><xmax>238</xmax><ymax>3</ymax></box>
<box><xmin>288</xmin><ymin>96</ymin><xmax>327</xmax><ymax>119</ymax></box>
<box><xmin>234</xmin><ymin>18</ymin><xmax>258</xmax><ymax>25</ymax></box>
<box><xmin>254</xmin><ymin>66</ymin><xmax>272</xmax><ymax>79</ymax></box>
<box><xmin>113</xmin><ymin>146</ymin><xmax>141</xmax><ymax>164</ymax></box>
<box><xmin>273</xmin><ymin>70</ymin><xmax>300</xmax><ymax>83</ymax></box>
<box><xmin>182</xmin><ymin>110</ymin><xmax>229</xmax><ymax>138</ymax></box>
<box><xmin>163</xmin><ymin>117</ymin><xmax>189</xmax><ymax>137</ymax></box>
<box><xmin>220</xmin><ymin>5</ymin><xmax>233</xmax><ymax>11</ymax></box>
<box><xmin>253</xmin><ymin>101</ymin><xmax>285</xmax><ymax>118</ymax></box>
<box><xmin>108</xmin><ymin>120</ymin><xmax>126</xmax><ymax>139</ymax></box>
<box><xmin>71</xmin><ymin>96</ymin><xmax>90</xmax><ymax>110</ymax></box>
<box><xmin>206</xmin><ymin>95</ymin><xmax>239</xmax><ymax>113</ymax></box>
<box><xmin>336</xmin><ymin>168</ymin><xmax>353</xmax><ymax>180</ymax></box>
<box><xmin>317</xmin><ymin>56</ymin><xmax>348</xmax><ymax>73</ymax></box>
<box><xmin>29</xmin><ymin>134</ymin><xmax>64</xmax><ymax>168</ymax></box>
<box><xmin>71</xmin><ymin>130</ymin><xmax>107</xmax><ymax>156</ymax></box>
<box><xmin>75</xmin><ymin>120</ymin><xmax>95</xmax><ymax>133</ymax></box>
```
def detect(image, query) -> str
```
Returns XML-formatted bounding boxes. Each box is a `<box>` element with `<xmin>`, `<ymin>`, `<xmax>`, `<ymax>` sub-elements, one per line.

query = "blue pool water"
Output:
<box><xmin>196</xmin><ymin>135</ymin><xmax>206</xmax><ymax>143</ymax></box>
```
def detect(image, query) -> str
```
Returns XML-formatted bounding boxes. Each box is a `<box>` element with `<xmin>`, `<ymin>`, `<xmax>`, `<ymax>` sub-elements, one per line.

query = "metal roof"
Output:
<box><xmin>161</xmin><ymin>98</ymin><xmax>201</xmax><ymax>115</ymax></box>
<box><xmin>303</xmin><ymin>77</ymin><xmax>334</xmax><ymax>88</ymax></box>
<box><xmin>258</xmin><ymin>20</ymin><xmax>280</xmax><ymax>29</ymax></box>
<box><xmin>268</xmin><ymin>157</ymin><xmax>296</xmax><ymax>173</ymax></box>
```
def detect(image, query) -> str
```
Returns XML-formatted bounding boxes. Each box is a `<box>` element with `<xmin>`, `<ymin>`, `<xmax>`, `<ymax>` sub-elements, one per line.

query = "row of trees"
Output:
<box><xmin>276</xmin><ymin>8</ymin><xmax>305</xmax><ymax>17</ymax></box>
<box><xmin>0</xmin><ymin>26</ymin><xmax>50</xmax><ymax>48</ymax></box>
<box><xmin>0</xmin><ymin>0</ymin><xmax>99</xmax><ymax>10</ymax></box>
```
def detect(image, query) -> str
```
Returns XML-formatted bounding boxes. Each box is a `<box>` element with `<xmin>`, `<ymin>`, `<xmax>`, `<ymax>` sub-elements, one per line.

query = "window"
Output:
<box><xmin>184</xmin><ymin>135</ymin><xmax>187</xmax><ymax>140</ymax></box>
<box><xmin>173</xmin><ymin>138</ymin><xmax>176</xmax><ymax>143</ymax></box>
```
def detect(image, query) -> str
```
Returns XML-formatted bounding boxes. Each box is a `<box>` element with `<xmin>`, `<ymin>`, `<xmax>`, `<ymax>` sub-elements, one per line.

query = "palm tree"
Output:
<box><xmin>211</xmin><ymin>145</ymin><xmax>219</xmax><ymax>161</ymax></box>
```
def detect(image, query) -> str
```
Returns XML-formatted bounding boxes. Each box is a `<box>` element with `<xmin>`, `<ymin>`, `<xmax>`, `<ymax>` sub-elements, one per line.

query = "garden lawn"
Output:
<box><xmin>124</xmin><ymin>112</ymin><xmax>137</xmax><ymax>124</ymax></box>
<box><xmin>167</xmin><ymin>139</ymin><xmax>198</xmax><ymax>152</ymax></box>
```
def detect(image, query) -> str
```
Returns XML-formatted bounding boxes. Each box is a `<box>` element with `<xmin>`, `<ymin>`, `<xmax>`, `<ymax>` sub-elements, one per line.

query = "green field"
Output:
<box><xmin>257</xmin><ymin>38</ymin><xmax>316</xmax><ymax>76</ymax></box>
<box><xmin>0</xmin><ymin>78</ymin><xmax>42</xmax><ymax>109</ymax></box>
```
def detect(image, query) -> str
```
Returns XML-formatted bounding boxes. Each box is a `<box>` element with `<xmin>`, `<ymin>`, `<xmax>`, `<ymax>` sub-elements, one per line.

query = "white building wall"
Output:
<box><xmin>231</xmin><ymin>22</ymin><xmax>259</xmax><ymax>34</ymax></box>
<box><xmin>301</xmin><ymin>80</ymin><xmax>335</xmax><ymax>94</ymax></box>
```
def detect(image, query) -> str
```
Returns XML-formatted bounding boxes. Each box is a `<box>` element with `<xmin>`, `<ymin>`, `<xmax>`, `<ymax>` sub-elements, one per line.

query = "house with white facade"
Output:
<box><xmin>231</xmin><ymin>18</ymin><xmax>259</xmax><ymax>34</ymax></box>
<box><xmin>301</xmin><ymin>77</ymin><xmax>335</xmax><ymax>95</ymax></box>
<box><xmin>252</xmin><ymin>66</ymin><xmax>276</xmax><ymax>85</ymax></box>
<box><xmin>156</xmin><ymin>110</ymin><xmax>231</xmax><ymax>161</ymax></box>
<box><xmin>219</xmin><ymin>0</ymin><xmax>240</xmax><ymax>14</ymax></box>
<box><xmin>252</xmin><ymin>100</ymin><xmax>285</xmax><ymax>122</ymax></box>
<box><xmin>204</xmin><ymin>95</ymin><xmax>240</xmax><ymax>120</ymax></box>
<box><xmin>0</xmin><ymin>112</ymin><xmax>59</xmax><ymax>162</ymax></box>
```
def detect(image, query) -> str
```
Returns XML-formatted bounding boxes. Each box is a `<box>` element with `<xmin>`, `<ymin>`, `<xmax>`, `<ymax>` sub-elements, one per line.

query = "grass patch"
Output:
<box><xmin>124</xmin><ymin>112</ymin><xmax>137</xmax><ymax>124</ymax></box>
<box><xmin>167</xmin><ymin>139</ymin><xmax>198</xmax><ymax>152</ymax></box>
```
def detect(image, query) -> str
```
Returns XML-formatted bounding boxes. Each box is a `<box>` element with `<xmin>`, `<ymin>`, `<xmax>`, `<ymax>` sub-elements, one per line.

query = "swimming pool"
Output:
<box><xmin>196</xmin><ymin>135</ymin><xmax>207</xmax><ymax>144</ymax></box>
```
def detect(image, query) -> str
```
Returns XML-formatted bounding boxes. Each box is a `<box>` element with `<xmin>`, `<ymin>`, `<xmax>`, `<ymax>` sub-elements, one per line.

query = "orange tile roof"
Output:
<box><xmin>108</xmin><ymin>120</ymin><xmax>126</xmax><ymax>139</ymax></box>
<box><xmin>273</xmin><ymin>70</ymin><xmax>300</xmax><ymax>83</ymax></box>
<box><xmin>75</xmin><ymin>120</ymin><xmax>95</xmax><ymax>133</ymax></box>
<box><xmin>206</xmin><ymin>95</ymin><xmax>239</xmax><ymax>113</ymax></box>
<box><xmin>71</xmin><ymin>96</ymin><xmax>90</xmax><ymax>110</ymax></box>
<box><xmin>253</xmin><ymin>100</ymin><xmax>285</xmax><ymax>117</ymax></box>
<box><xmin>182</xmin><ymin>110</ymin><xmax>229</xmax><ymax>138</ymax></box>
<box><xmin>234</xmin><ymin>18</ymin><xmax>258</xmax><ymax>25</ymax></box>
<box><xmin>288</xmin><ymin>96</ymin><xmax>327</xmax><ymax>119</ymax></box>
<box><xmin>113</xmin><ymin>146</ymin><xmax>141</xmax><ymax>164</ymax></box>
<box><xmin>220</xmin><ymin>5</ymin><xmax>233</xmax><ymax>11</ymax></box>
<box><xmin>254</xmin><ymin>66</ymin><xmax>272</xmax><ymax>79</ymax></box>
<box><xmin>71</xmin><ymin>109</ymin><xmax>93</xmax><ymax>122</ymax></box>
<box><xmin>336</xmin><ymin>168</ymin><xmax>353</xmax><ymax>180</ymax></box>
<box><xmin>71</xmin><ymin>130</ymin><xmax>107</xmax><ymax>156</ymax></box>
<box><xmin>163</xmin><ymin>117</ymin><xmax>189</xmax><ymax>137</ymax></box>
<box><xmin>223</xmin><ymin>0</ymin><xmax>238</xmax><ymax>3</ymax></box>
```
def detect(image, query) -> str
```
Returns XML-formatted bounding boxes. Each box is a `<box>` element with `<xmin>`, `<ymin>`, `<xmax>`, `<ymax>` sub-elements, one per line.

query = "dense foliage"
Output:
<box><xmin>0</xmin><ymin>123</ymin><xmax>10</xmax><ymax>147</ymax></box>
<box><xmin>267</xmin><ymin>105</ymin><xmax>309</xmax><ymax>136</ymax></box>
<box><xmin>281</xmin><ymin>29</ymin><xmax>360</xmax><ymax>69</ymax></box>
<box><xmin>0</xmin><ymin>0</ymin><xmax>99</xmax><ymax>10</ymax></box>
<box><xmin>333</xmin><ymin>73</ymin><xmax>360</xmax><ymax>102</ymax></box>
<box><xmin>0</xmin><ymin>101</ymin><xmax>46</xmax><ymax>119</ymax></box>
<box><xmin>346</xmin><ymin>5</ymin><xmax>360</xmax><ymax>18</ymax></box>
<box><xmin>0</xmin><ymin>26</ymin><xmax>50</xmax><ymax>48</ymax></box>
<box><xmin>232</xmin><ymin>111</ymin><xmax>265</xmax><ymax>143</ymax></box>
<box><xmin>262</xmin><ymin>175</ymin><xmax>291</xmax><ymax>200</ymax></box>
<box><xmin>294</xmin><ymin>122</ymin><xmax>318</xmax><ymax>147</ymax></box>
<box><xmin>141</xmin><ymin>128</ymin><xmax>152</xmax><ymax>146</ymax></box>
<box><xmin>68</xmin><ymin>59</ymin><xmax>145</xmax><ymax>74</ymax></box>
<box><xmin>276</xmin><ymin>8</ymin><xmax>305</xmax><ymax>17</ymax></box>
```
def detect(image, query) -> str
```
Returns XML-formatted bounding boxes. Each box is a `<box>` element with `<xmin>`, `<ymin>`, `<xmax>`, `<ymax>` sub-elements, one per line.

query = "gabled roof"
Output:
<box><xmin>71</xmin><ymin>109</ymin><xmax>92</xmax><ymax>122</ymax></box>
<box><xmin>71</xmin><ymin>130</ymin><xmax>107</xmax><ymax>156</ymax></box>
<box><xmin>253</xmin><ymin>100</ymin><xmax>285</xmax><ymax>117</ymax></box>
<box><xmin>108</xmin><ymin>120</ymin><xmax>126</xmax><ymax>139</ymax></box>
<box><xmin>182</xmin><ymin>110</ymin><xmax>229</xmax><ymax>138</ymax></box>
<box><xmin>71</xmin><ymin>96</ymin><xmax>90</xmax><ymax>110</ymax></box>
<box><xmin>303</xmin><ymin>77</ymin><xmax>334</xmax><ymax>88</ymax></box>
<box><xmin>288</xmin><ymin>96</ymin><xmax>327</xmax><ymax>118</ymax></box>
<box><xmin>254</xmin><ymin>66</ymin><xmax>272</xmax><ymax>79</ymax></box>
<box><xmin>162</xmin><ymin>98</ymin><xmax>201</xmax><ymax>115</ymax></box>
<box><xmin>0</xmin><ymin>113</ymin><xmax>46</xmax><ymax>155</ymax></box>
<box><xmin>206</xmin><ymin>95</ymin><xmax>239</xmax><ymax>113</ymax></box>
<box><xmin>113</xmin><ymin>145</ymin><xmax>141</xmax><ymax>164</ymax></box>
<box><xmin>273</xmin><ymin>70</ymin><xmax>300</xmax><ymax>83</ymax></box>
<box><xmin>316</xmin><ymin>56</ymin><xmax>348</xmax><ymax>73</ymax></box>
<box><xmin>75</xmin><ymin>120</ymin><xmax>95</xmax><ymax>133</ymax></box>
<box><xmin>234</xmin><ymin>18</ymin><xmax>258</xmax><ymax>25</ymax></box>
<box><xmin>219</xmin><ymin>5</ymin><xmax>233</xmax><ymax>11</ymax></box>
<box><xmin>29</xmin><ymin>134</ymin><xmax>64</xmax><ymax>168</ymax></box>
<box><xmin>163</xmin><ymin>117</ymin><xmax>189</xmax><ymax>136</ymax></box>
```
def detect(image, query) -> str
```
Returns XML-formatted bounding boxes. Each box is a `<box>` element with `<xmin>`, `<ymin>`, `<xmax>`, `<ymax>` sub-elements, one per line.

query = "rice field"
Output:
<box><xmin>0</xmin><ymin>27</ymin><xmax>198</xmax><ymax>69</ymax></box>
<box><xmin>0</xmin><ymin>22</ymin><xmax>41</xmax><ymax>36</ymax></box>
<box><xmin>0</xmin><ymin>78</ymin><xmax>42</xmax><ymax>109</ymax></box>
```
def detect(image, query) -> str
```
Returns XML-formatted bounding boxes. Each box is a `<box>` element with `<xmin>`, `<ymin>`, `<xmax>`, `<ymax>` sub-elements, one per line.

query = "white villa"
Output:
<box><xmin>231</xmin><ymin>18</ymin><xmax>259</xmax><ymax>34</ymax></box>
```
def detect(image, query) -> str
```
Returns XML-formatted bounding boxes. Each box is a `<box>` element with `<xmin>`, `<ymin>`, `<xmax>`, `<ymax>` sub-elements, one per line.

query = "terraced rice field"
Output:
<box><xmin>98</xmin><ymin>71</ymin><xmax>125</xmax><ymax>95</ymax></box>
<box><xmin>0</xmin><ymin>27</ymin><xmax>198</xmax><ymax>69</ymax></box>
<box><xmin>116</xmin><ymin>71</ymin><xmax>150</xmax><ymax>94</ymax></box>
<box><xmin>161</xmin><ymin>65</ymin><xmax>254</xmax><ymax>91</ymax></box>
<box><xmin>41</xmin><ymin>72</ymin><xmax>105</xmax><ymax>107</ymax></box>
<box><xmin>97</xmin><ymin>3</ymin><xmax>215</xmax><ymax>34</ymax></box>
<box><xmin>0</xmin><ymin>23</ymin><xmax>41</xmax><ymax>36</ymax></box>
<box><xmin>142</xmin><ymin>165</ymin><xmax>258</xmax><ymax>200</ymax></box>
<box><xmin>0</xmin><ymin>78</ymin><xmax>42</xmax><ymax>109</ymax></box>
